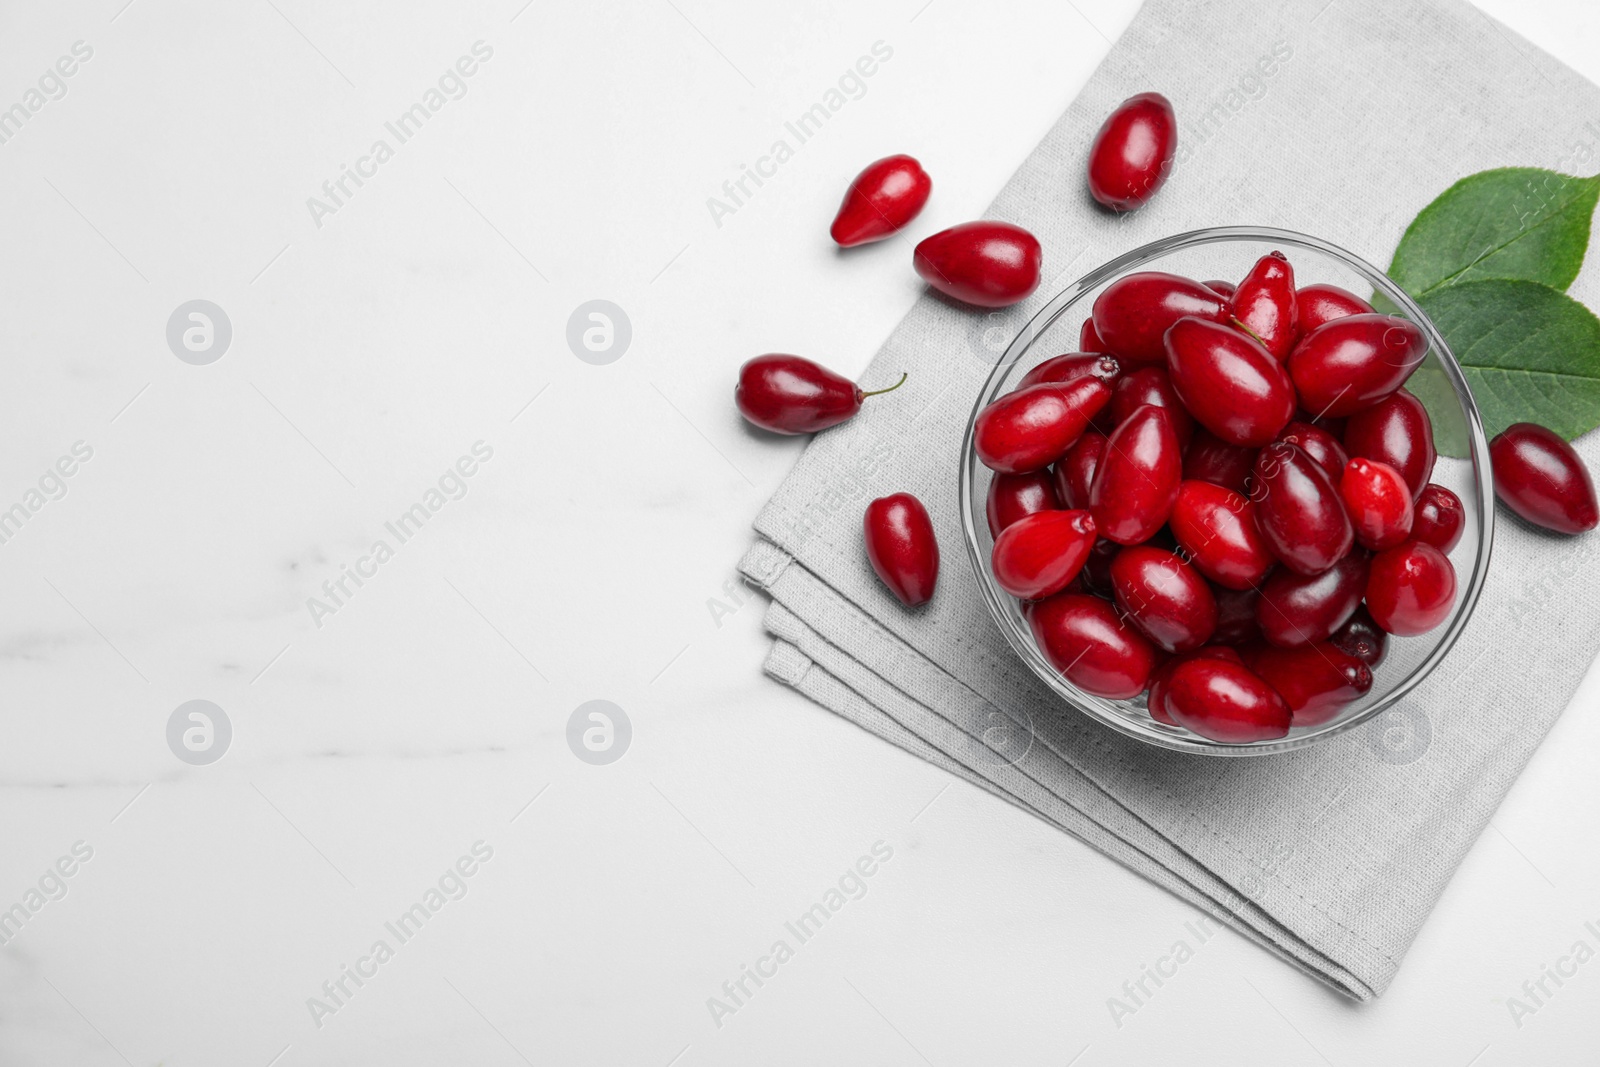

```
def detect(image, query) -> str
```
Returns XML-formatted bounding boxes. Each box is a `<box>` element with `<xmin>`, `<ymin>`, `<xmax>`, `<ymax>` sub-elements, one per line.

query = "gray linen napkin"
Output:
<box><xmin>740</xmin><ymin>0</ymin><xmax>1600</xmax><ymax>999</ymax></box>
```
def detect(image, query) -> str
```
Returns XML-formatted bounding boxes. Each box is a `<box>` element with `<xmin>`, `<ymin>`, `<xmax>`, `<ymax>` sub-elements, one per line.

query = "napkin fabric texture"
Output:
<box><xmin>740</xmin><ymin>0</ymin><xmax>1600</xmax><ymax>999</ymax></box>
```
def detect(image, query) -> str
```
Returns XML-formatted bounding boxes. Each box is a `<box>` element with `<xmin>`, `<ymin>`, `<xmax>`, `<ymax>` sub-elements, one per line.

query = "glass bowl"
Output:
<box><xmin>957</xmin><ymin>226</ymin><xmax>1495</xmax><ymax>756</ymax></box>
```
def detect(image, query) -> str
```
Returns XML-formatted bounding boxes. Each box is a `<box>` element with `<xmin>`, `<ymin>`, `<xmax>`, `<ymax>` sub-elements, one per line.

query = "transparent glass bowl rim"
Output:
<box><xmin>957</xmin><ymin>225</ymin><xmax>1496</xmax><ymax>756</ymax></box>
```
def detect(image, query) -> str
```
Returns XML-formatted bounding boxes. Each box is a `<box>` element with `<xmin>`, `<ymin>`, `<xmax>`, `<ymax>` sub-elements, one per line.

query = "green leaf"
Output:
<box><xmin>1403</xmin><ymin>360</ymin><xmax>1470</xmax><ymax>458</ymax></box>
<box><xmin>1388</xmin><ymin>168</ymin><xmax>1600</xmax><ymax>297</ymax></box>
<box><xmin>1410</xmin><ymin>279</ymin><xmax>1600</xmax><ymax>457</ymax></box>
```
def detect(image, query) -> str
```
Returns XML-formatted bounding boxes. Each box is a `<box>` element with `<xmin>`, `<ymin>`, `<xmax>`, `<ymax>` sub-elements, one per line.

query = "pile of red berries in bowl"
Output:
<box><xmin>960</xmin><ymin>227</ymin><xmax>1495</xmax><ymax>753</ymax></box>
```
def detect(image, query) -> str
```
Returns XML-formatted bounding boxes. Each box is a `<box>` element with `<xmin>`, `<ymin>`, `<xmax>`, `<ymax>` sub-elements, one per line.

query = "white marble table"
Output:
<box><xmin>3</xmin><ymin>0</ymin><xmax>1598</xmax><ymax>1063</ymax></box>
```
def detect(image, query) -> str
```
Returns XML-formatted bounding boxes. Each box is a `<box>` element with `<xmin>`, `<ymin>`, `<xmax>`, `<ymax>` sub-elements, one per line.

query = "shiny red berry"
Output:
<box><xmin>830</xmin><ymin>154</ymin><xmax>932</xmax><ymax>247</ymax></box>
<box><xmin>1287</xmin><ymin>314</ymin><xmax>1428</xmax><ymax>418</ymax></box>
<box><xmin>1163</xmin><ymin>658</ymin><xmax>1291</xmax><ymax>742</ymax></box>
<box><xmin>1365</xmin><ymin>540</ymin><xmax>1456</xmax><ymax>635</ymax></box>
<box><xmin>1168</xmin><ymin>480</ymin><xmax>1274</xmax><ymax>589</ymax></box>
<box><xmin>1250</xmin><ymin>441</ymin><xmax>1354</xmax><ymax>575</ymax></box>
<box><xmin>985</xmin><ymin>470</ymin><xmax>1060</xmax><ymax>537</ymax></box>
<box><xmin>1230</xmin><ymin>252</ymin><xmax>1298</xmax><ymax>361</ymax></box>
<box><xmin>1110</xmin><ymin>545</ymin><xmax>1218</xmax><ymax>653</ymax></box>
<box><xmin>1255</xmin><ymin>553</ymin><xmax>1367</xmax><ymax>647</ymax></box>
<box><xmin>1343</xmin><ymin>389</ymin><xmax>1435</xmax><ymax>498</ymax></box>
<box><xmin>991</xmin><ymin>510</ymin><xmax>1097</xmax><ymax>600</ymax></box>
<box><xmin>863</xmin><ymin>493</ymin><xmax>939</xmax><ymax>607</ymax></box>
<box><xmin>1203</xmin><ymin>280</ymin><xmax>1236</xmax><ymax>299</ymax></box>
<box><xmin>1080</xmin><ymin>318</ymin><xmax>1110</xmax><ymax>354</ymax></box>
<box><xmin>1018</xmin><ymin>352</ymin><xmax>1121</xmax><ymax>390</ymax></box>
<box><xmin>1275</xmin><ymin>420</ymin><xmax>1349</xmax><ymax>486</ymax></box>
<box><xmin>1329</xmin><ymin>604</ymin><xmax>1387</xmax><ymax>667</ymax></box>
<box><xmin>974</xmin><ymin>376</ymin><xmax>1111</xmax><ymax>474</ymax></box>
<box><xmin>1245</xmin><ymin>642</ymin><xmax>1372</xmax><ymax>726</ymax></box>
<box><xmin>1026</xmin><ymin>592</ymin><xmax>1158</xmax><ymax>699</ymax></box>
<box><xmin>1340</xmin><ymin>457</ymin><xmax>1414</xmax><ymax>551</ymax></box>
<box><xmin>1052</xmin><ymin>431</ymin><xmax>1105</xmax><ymax>510</ymax></box>
<box><xmin>1089</xmin><ymin>405</ymin><xmax>1183</xmax><ymax>544</ymax></box>
<box><xmin>1091</xmin><ymin>272</ymin><xmax>1229</xmax><ymax>367</ymax></box>
<box><xmin>913</xmin><ymin>221</ymin><xmax>1042</xmax><ymax>308</ymax></box>
<box><xmin>1489</xmin><ymin>422</ymin><xmax>1599</xmax><ymax>535</ymax></box>
<box><xmin>1086</xmin><ymin>92</ymin><xmax>1177</xmax><ymax>211</ymax></box>
<box><xmin>1146</xmin><ymin>646</ymin><xmax>1242</xmax><ymax>724</ymax></box>
<box><xmin>1182</xmin><ymin>430</ymin><xmax>1256</xmax><ymax>495</ymax></box>
<box><xmin>1109</xmin><ymin>367</ymin><xmax>1194</xmax><ymax>449</ymax></box>
<box><xmin>1411</xmin><ymin>483</ymin><xmax>1465</xmax><ymax>552</ymax></box>
<box><xmin>1164</xmin><ymin>317</ymin><xmax>1296</xmax><ymax>447</ymax></box>
<box><xmin>735</xmin><ymin>355</ymin><xmax>906</xmax><ymax>434</ymax></box>
<box><xmin>1295</xmin><ymin>283</ymin><xmax>1372</xmax><ymax>333</ymax></box>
